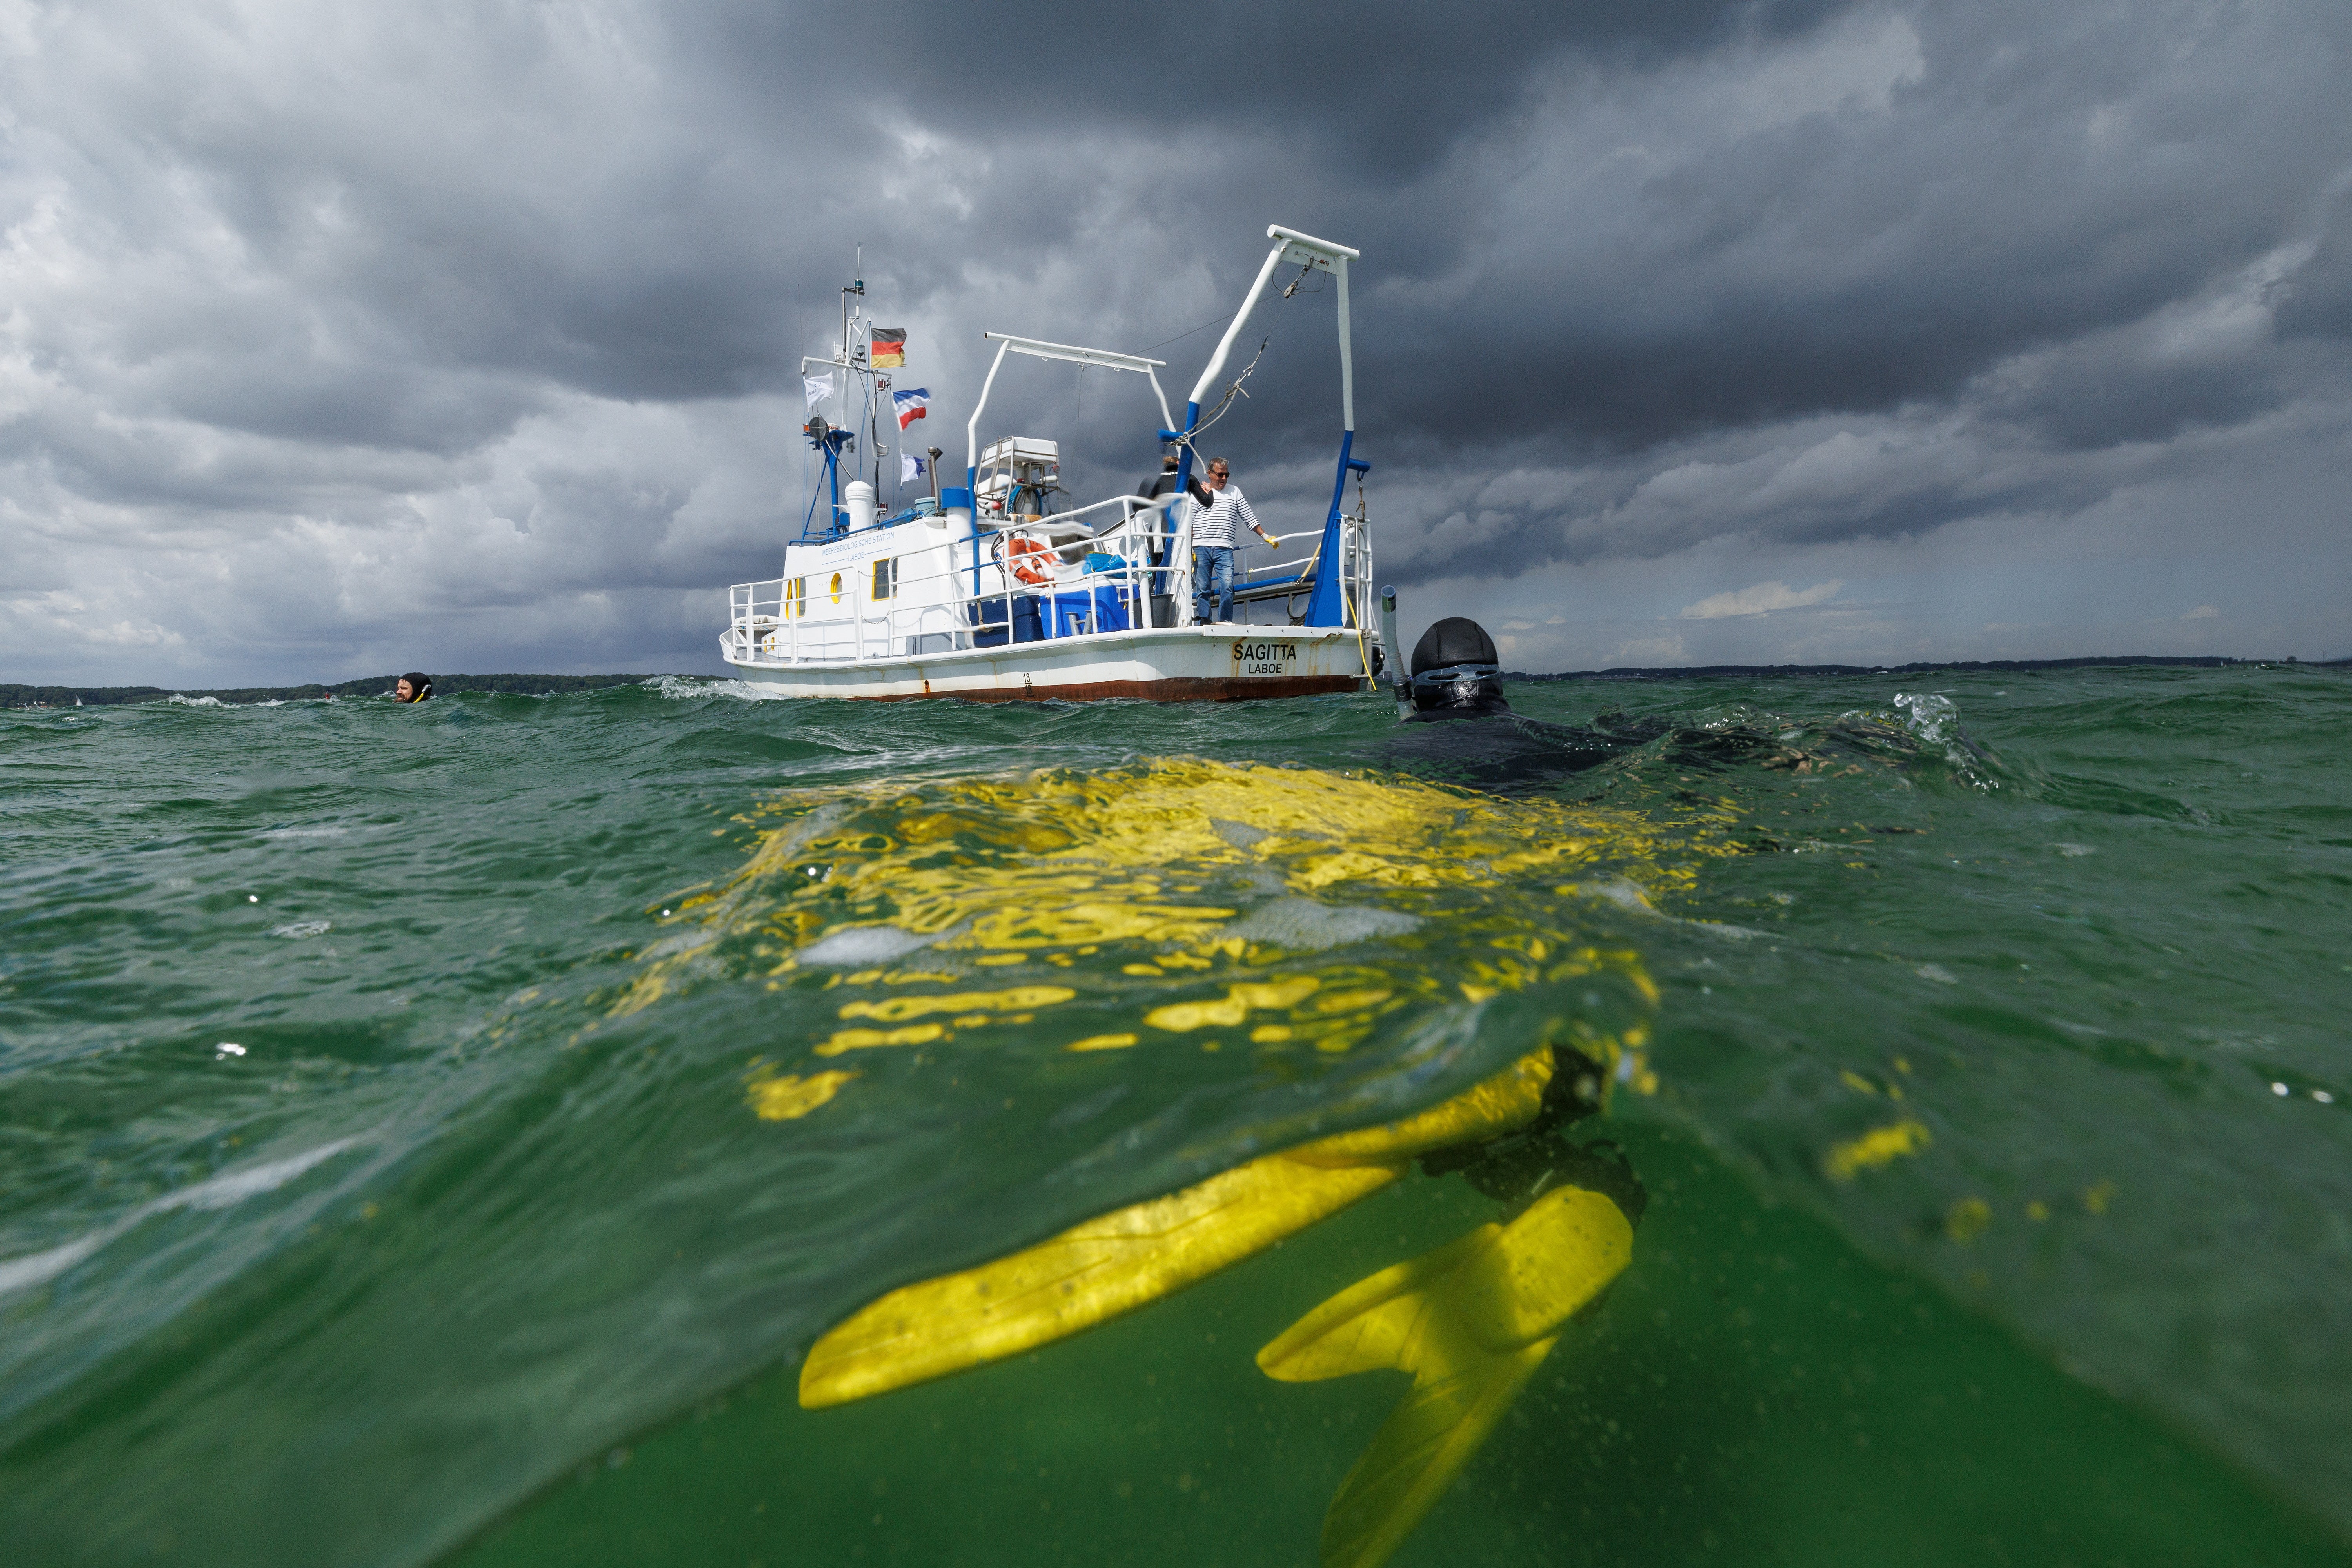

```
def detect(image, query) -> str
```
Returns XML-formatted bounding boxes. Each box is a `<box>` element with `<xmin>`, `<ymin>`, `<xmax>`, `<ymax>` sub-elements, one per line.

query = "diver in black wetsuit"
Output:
<box><xmin>1405</xmin><ymin>616</ymin><xmax>1510</xmax><ymax>720</ymax></box>
<box><xmin>1381</xmin><ymin>616</ymin><xmax>1667</xmax><ymax>793</ymax></box>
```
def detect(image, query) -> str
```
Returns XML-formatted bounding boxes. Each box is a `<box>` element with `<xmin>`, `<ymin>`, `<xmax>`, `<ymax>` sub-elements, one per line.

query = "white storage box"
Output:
<box><xmin>980</xmin><ymin>436</ymin><xmax>1059</xmax><ymax>467</ymax></box>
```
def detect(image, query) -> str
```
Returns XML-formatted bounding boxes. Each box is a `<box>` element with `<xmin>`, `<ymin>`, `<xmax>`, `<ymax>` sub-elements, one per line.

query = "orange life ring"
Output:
<box><xmin>1000</xmin><ymin>532</ymin><xmax>1054</xmax><ymax>586</ymax></box>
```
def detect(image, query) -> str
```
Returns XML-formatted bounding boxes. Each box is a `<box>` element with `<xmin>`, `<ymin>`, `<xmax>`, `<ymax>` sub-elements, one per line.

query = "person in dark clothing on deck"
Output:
<box><xmin>1135</xmin><ymin>452</ymin><xmax>1190</xmax><ymax>505</ymax></box>
<box><xmin>1133</xmin><ymin>454</ymin><xmax>1206</xmax><ymax>628</ymax></box>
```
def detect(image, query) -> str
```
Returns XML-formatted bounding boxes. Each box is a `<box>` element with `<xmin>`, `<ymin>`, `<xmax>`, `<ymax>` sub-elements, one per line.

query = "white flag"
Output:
<box><xmin>901</xmin><ymin>453</ymin><xmax>927</xmax><ymax>484</ymax></box>
<box><xmin>802</xmin><ymin>372</ymin><xmax>835</xmax><ymax>410</ymax></box>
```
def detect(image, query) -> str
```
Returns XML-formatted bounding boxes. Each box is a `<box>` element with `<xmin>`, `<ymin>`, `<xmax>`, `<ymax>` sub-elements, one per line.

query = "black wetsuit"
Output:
<box><xmin>1361</xmin><ymin>616</ymin><xmax>1666</xmax><ymax>791</ymax></box>
<box><xmin>1379</xmin><ymin>707</ymin><xmax>1668</xmax><ymax>795</ymax></box>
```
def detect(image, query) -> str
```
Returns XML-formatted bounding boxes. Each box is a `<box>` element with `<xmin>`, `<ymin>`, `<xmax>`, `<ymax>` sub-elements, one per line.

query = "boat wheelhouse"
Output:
<box><xmin>721</xmin><ymin>225</ymin><xmax>1383</xmax><ymax>701</ymax></box>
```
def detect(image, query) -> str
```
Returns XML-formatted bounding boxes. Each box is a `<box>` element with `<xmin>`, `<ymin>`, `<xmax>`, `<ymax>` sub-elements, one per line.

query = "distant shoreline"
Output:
<box><xmin>1503</xmin><ymin>654</ymin><xmax>2347</xmax><ymax>682</ymax></box>
<box><xmin>1</xmin><ymin>673</ymin><xmax>661</xmax><ymax>708</ymax></box>
<box><xmin>5</xmin><ymin>655</ymin><xmax>2343</xmax><ymax>708</ymax></box>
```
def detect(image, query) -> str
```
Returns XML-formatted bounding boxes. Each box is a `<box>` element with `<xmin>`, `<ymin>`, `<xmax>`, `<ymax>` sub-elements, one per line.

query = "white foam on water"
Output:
<box><xmin>650</xmin><ymin>675</ymin><xmax>780</xmax><ymax>702</ymax></box>
<box><xmin>1570</xmin><ymin>879</ymin><xmax>1768</xmax><ymax>940</ymax></box>
<box><xmin>637</xmin><ymin>929</ymin><xmax>718</xmax><ymax>961</ymax></box>
<box><xmin>1211</xmin><ymin>818</ymin><xmax>1270</xmax><ymax>851</ymax></box>
<box><xmin>1893</xmin><ymin>690</ymin><xmax>2005</xmax><ymax>790</ymax></box>
<box><xmin>1216</xmin><ymin>898</ymin><xmax>1421</xmax><ymax>952</ymax></box>
<box><xmin>160</xmin><ymin>1138</ymin><xmax>360</xmax><ymax>1212</ymax></box>
<box><xmin>0</xmin><ymin>1136</ymin><xmax>363</xmax><ymax>1298</ymax></box>
<box><xmin>1893</xmin><ymin>691</ymin><xmax>1957</xmax><ymax>739</ymax></box>
<box><xmin>1582</xmin><ymin>878</ymin><xmax>1658</xmax><ymax>915</ymax></box>
<box><xmin>258</xmin><ymin>826</ymin><xmax>348</xmax><ymax>841</ymax></box>
<box><xmin>162</xmin><ymin>693</ymin><xmax>227</xmax><ymax>708</ymax></box>
<box><xmin>269</xmin><ymin>920</ymin><xmax>332</xmax><ymax>939</ymax></box>
<box><xmin>796</xmin><ymin>925</ymin><xmax>937</xmax><ymax>966</ymax></box>
<box><xmin>0</xmin><ymin>1235</ymin><xmax>103</xmax><ymax>1296</ymax></box>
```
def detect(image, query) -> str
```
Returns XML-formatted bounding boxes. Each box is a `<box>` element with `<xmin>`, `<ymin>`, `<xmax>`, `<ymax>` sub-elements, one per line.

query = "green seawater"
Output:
<box><xmin>3</xmin><ymin>668</ymin><xmax>2348</xmax><ymax>1567</ymax></box>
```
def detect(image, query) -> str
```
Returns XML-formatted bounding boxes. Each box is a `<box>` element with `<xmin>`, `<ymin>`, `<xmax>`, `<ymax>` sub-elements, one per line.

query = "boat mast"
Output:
<box><xmin>842</xmin><ymin>244</ymin><xmax>862</xmax><ymax>385</ymax></box>
<box><xmin>1179</xmin><ymin>227</ymin><xmax>1363</xmax><ymax>628</ymax></box>
<box><xmin>797</xmin><ymin>250</ymin><xmax>866</xmax><ymax>542</ymax></box>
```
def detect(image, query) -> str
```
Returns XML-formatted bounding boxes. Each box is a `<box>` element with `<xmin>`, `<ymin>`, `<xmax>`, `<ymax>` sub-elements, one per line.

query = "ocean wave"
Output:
<box><xmin>650</xmin><ymin>675</ymin><xmax>783</xmax><ymax>702</ymax></box>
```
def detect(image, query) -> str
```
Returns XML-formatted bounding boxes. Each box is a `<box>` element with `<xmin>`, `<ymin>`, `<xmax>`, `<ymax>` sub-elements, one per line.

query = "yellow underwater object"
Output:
<box><xmin>797</xmin><ymin>1042</ymin><xmax>1644</xmax><ymax>1568</ymax></box>
<box><xmin>1258</xmin><ymin>1186</ymin><xmax>1635</xmax><ymax>1568</ymax></box>
<box><xmin>621</xmin><ymin>756</ymin><xmax>1714</xmax><ymax>1032</ymax></box>
<box><xmin>798</xmin><ymin>1050</ymin><xmax>1557</xmax><ymax>1408</ymax></box>
<box><xmin>689</xmin><ymin>757</ymin><xmax>1690</xmax><ymax>1556</ymax></box>
<box><xmin>799</xmin><ymin>1153</ymin><xmax>1397</xmax><ymax>1408</ymax></box>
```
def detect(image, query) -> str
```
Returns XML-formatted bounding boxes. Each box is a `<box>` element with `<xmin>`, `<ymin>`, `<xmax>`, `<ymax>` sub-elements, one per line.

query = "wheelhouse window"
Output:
<box><xmin>872</xmin><ymin>557</ymin><xmax>896</xmax><ymax>600</ymax></box>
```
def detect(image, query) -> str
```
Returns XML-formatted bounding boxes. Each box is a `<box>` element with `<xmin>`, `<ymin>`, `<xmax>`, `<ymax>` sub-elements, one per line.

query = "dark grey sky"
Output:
<box><xmin>3</xmin><ymin>0</ymin><xmax>2347</xmax><ymax>683</ymax></box>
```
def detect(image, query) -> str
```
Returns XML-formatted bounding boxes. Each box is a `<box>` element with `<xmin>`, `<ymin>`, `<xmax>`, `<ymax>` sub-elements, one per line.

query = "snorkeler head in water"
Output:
<box><xmin>1407</xmin><ymin>617</ymin><xmax>1507</xmax><ymax>719</ymax></box>
<box><xmin>394</xmin><ymin>673</ymin><xmax>433</xmax><ymax>703</ymax></box>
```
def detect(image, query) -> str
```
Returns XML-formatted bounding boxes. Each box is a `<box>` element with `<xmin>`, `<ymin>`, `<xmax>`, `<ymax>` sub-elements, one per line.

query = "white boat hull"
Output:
<box><xmin>724</xmin><ymin>625</ymin><xmax>1367</xmax><ymax>702</ymax></box>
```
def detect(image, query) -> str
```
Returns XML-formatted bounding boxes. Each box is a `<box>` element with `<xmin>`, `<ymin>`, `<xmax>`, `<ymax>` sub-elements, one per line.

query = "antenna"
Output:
<box><xmin>842</xmin><ymin>243</ymin><xmax>866</xmax><ymax>375</ymax></box>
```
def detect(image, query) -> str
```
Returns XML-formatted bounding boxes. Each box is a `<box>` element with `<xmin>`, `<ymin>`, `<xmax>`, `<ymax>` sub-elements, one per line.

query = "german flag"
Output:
<box><xmin>870</xmin><ymin>328</ymin><xmax>906</xmax><ymax>368</ymax></box>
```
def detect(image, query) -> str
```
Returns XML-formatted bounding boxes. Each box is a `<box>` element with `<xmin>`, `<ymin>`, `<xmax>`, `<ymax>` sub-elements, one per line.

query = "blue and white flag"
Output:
<box><xmin>900</xmin><ymin>453</ymin><xmax>927</xmax><ymax>484</ymax></box>
<box><xmin>892</xmin><ymin>387</ymin><xmax>930</xmax><ymax>431</ymax></box>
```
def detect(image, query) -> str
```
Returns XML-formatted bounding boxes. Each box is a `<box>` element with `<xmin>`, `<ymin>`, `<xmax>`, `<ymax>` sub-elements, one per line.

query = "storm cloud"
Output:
<box><xmin>3</xmin><ymin>0</ymin><xmax>2347</xmax><ymax>682</ymax></box>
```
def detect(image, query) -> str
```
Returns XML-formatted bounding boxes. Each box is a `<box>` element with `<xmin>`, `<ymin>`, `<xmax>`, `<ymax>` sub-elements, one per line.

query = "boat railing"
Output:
<box><xmin>725</xmin><ymin>494</ymin><xmax>1180</xmax><ymax>666</ymax></box>
<box><xmin>978</xmin><ymin>490</ymin><xmax>1158</xmax><ymax>531</ymax></box>
<box><xmin>1148</xmin><ymin>505</ymin><xmax>1374</xmax><ymax>633</ymax></box>
<box><xmin>1221</xmin><ymin>512</ymin><xmax>1374</xmax><ymax>636</ymax></box>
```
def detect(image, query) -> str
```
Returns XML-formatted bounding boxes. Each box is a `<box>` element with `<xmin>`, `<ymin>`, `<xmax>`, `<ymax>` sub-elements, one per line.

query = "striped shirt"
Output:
<box><xmin>1187</xmin><ymin>482</ymin><xmax>1261</xmax><ymax>549</ymax></box>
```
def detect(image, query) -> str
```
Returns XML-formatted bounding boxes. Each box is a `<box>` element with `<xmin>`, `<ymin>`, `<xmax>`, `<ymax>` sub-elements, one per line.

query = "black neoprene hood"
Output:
<box><xmin>1410</xmin><ymin>617</ymin><xmax>1500</xmax><ymax>677</ymax></box>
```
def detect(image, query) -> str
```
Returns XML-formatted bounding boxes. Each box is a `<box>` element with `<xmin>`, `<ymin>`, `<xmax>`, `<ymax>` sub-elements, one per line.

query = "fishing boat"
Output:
<box><xmin>719</xmin><ymin>225</ymin><xmax>1384</xmax><ymax>701</ymax></box>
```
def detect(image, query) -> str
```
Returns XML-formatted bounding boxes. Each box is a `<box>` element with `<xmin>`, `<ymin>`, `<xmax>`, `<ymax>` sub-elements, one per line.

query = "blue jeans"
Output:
<box><xmin>1192</xmin><ymin>545</ymin><xmax>1235</xmax><ymax>623</ymax></box>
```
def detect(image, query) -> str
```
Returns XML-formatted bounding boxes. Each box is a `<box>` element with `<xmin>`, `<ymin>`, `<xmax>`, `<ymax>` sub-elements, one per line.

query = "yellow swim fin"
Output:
<box><xmin>1257</xmin><ymin>1185</ymin><xmax>1635</xmax><ymax>1568</ymax></box>
<box><xmin>800</xmin><ymin>1151</ymin><xmax>1400</xmax><ymax>1407</ymax></box>
<box><xmin>798</xmin><ymin>1050</ymin><xmax>1559</xmax><ymax>1408</ymax></box>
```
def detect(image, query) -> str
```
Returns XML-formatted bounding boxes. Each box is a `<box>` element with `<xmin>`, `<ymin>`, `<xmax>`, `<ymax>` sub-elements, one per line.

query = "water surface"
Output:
<box><xmin>3</xmin><ymin>668</ymin><xmax>2347</xmax><ymax>1566</ymax></box>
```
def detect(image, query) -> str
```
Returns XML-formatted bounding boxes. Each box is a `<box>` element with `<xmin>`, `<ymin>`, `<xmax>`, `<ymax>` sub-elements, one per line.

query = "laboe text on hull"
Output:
<box><xmin>720</xmin><ymin>226</ymin><xmax>1384</xmax><ymax>702</ymax></box>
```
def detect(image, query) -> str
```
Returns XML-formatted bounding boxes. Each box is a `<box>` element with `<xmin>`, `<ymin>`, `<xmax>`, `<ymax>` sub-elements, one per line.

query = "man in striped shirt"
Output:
<box><xmin>1188</xmin><ymin>456</ymin><xmax>1271</xmax><ymax>624</ymax></box>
